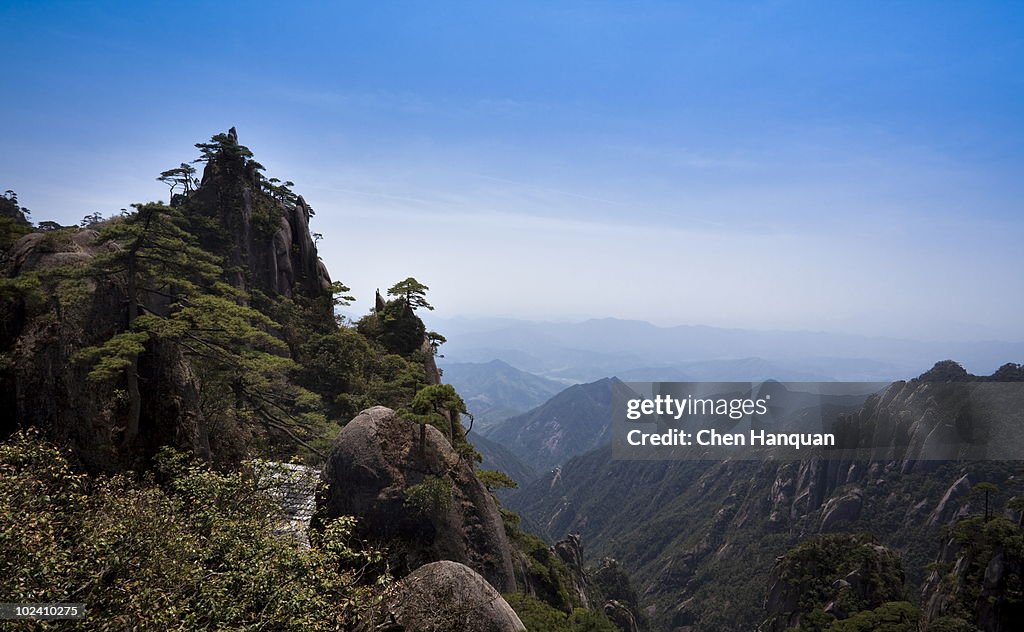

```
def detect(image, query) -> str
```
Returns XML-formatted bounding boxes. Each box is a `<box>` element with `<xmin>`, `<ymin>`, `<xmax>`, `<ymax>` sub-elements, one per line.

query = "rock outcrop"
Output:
<box><xmin>819</xmin><ymin>488</ymin><xmax>863</xmax><ymax>532</ymax></box>
<box><xmin>603</xmin><ymin>600</ymin><xmax>640</xmax><ymax>632</ymax></box>
<box><xmin>592</xmin><ymin>557</ymin><xmax>646</xmax><ymax>632</ymax></box>
<box><xmin>927</xmin><ymin>474</ymin><xmax>972</xmax><ymax>528</ymax></box>
<box><xmin>385</xmin><ymin>561</ymin><xmax>525</xmax><ymax>632</ymax></box>
<box><xmin>921</xmin><ymin>521</ymin><xmax>1024</xmax><ymax>631</ymax></box>
<box><xmin>190</xmin><ymin>128</ymin><xmax>332</xmax><ymax>302</ymax></box>
<box><xmin>316</xmin><ymin>406</ymin><xmax>517</xmax><ymax>593</ymax></box>
<box><xmin>552</xmin><ymin>533</ymin><xmax>591</xmax><ymax>608</ymax></box>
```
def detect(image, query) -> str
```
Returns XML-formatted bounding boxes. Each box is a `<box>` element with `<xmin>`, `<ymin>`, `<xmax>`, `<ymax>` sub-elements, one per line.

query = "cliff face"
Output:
<box><xmin>0</xmin><ymin>229</ymin><xmax>208</xmax><ymax>469</ymax></box>
<box><xmin>189</xmin><ymin>128</ymin><xmax>331</xmax><ymax>302</ymax></box>
<box><xmin>920</xmin><ymin>514</ymin><xmax>1024</xmax><ymax>631</ymax></box>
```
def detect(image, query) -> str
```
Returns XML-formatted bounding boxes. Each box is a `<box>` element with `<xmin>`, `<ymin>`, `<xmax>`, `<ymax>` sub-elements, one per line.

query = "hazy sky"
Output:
<box><xmin>2</xmin><ymin>1</ymin><xmax>1022</xmax><ymax>341</ymax></box>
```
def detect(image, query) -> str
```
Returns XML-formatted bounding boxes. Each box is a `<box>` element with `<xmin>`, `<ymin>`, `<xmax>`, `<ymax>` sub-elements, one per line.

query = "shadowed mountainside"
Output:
<box><xmin>508</xmin><ymin>362</ymin><xmax>1024</xmax><ymax>631</ymax></box>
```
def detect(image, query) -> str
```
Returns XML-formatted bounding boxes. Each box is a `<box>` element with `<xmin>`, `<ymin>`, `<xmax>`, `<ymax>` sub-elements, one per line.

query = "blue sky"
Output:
<box><xmin>2</xmin><ymin>1</ymin><xmax>1022</xmax><ymax>340</ymax></box>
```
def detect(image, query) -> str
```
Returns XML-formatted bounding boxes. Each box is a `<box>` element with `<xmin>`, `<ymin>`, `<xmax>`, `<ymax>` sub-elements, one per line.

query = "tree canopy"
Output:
<box><xmin>387</xmin><ymin>277</ymin><xmax>433</xmax><ymax>311</ymax></box>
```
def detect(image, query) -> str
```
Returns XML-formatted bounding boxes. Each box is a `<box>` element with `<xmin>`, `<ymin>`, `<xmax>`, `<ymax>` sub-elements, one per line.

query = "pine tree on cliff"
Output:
<box><xmin>358</xmin><ymin>277</ymin><xmax>435</xmax><ymax>357</ymax></box>
<box><xmin>387</xmin><ymin>277</ymin><xmax>434</xmax><ymax>311</ymax></box>
<box><xmin>404</xmin><ymin>384</ymin><xmax>472</xmax><ymax>457</ymax></box>
<box><xmin>75</xmin><ymin>201</ymin><xmax>223</xmax><ymax>446</ymax></box>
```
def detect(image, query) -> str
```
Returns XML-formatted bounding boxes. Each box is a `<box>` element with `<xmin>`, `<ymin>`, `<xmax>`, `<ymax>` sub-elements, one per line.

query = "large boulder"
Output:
<box><xmin>316</xmin><ymin>406</ymin><xmax>517</xmax><ymax>592</ymax></box>
<box><xmin>386</xmin><ymin>561</ymin><xmax>524</xmax><ymax>632</ymax></box>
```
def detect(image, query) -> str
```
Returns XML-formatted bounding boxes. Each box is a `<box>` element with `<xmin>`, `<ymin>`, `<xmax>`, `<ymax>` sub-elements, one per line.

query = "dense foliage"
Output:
<box><xmin>775</xmin><ymin>533</ymin><xmax>906</xmax><ymax>622</ymax></box>
<box><xmin>0</xmin><ymin>189</ymin><xmax>32</xmax><ymax>256</ymax></box>
<box><xmin>0</xmin><ymin>431</ymin><xmax>389</xmax><ymax>631</ymax></box>
<box><xmin>928</xmin><ymin>511</ymin><xmax>1024</xmax><ymax>630</ymax></box>
<box><xmin>504</xmin><ymin>593</ymin><xmax>619</xmax><ymax>632</ymax></box>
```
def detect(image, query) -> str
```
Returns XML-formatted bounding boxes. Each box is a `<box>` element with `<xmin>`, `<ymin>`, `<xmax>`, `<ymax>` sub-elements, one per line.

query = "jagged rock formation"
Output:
<box><xmin>385</xmin><ymin>561</ymin><xmax>525</xmax><ymax>632</ymax></box>
<box><xmin>831</xmin><ymin>374</ymin><xmax>1024</xmax><ymax>464</ymax></box>
<box><xmin>603</xmin><ymin>600</ymin><xmax>640</xmax><ymax>632</ymax></box>
<box><xmin>508</xmin><ymin>531</ymin><xmax>645</xmax><ymax>631</ymax></box>
<box><xmin>190</xmin><ymin>128</ymin><xmax>332</xmax><ymax>302</ymax></box>
<box><xmin>592</xmin><ymin>557</ymin><xmax>646</xmax><ymax>632</ymax></box>
<box><xmin>360</xmin><ymin>289</ymin><xmax>441</xmax><ymax>385</ymax></box>
<box><xmin>316</xmin><ymin>406</ymin><xmax>517</xmax><ymax>593</ymax></box>
<box><xmin>553</xmin><ymin>533</ymin><xmax>592</xmax><ymax>609</ymax></box>
<box><xmin>0</xmin><ymin>129</ymin><xmax>339</xmax><ymax>469</ymax></box>
<box><xmin>927</xmin><ymin>474</ymin><xmax>973</xmax><ymax>528</ymax></box>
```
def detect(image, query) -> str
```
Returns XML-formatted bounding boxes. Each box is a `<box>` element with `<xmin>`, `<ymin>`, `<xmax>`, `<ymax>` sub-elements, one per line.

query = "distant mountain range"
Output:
<box><xmin>427</xmin><ymin>316</ymin><xmax>1023</xmax><ymax>382</ymax></box>
<box><xmin>439</xmin><ymin>359</ymin><xmax>565</xmax><ymax>431</ymax></box>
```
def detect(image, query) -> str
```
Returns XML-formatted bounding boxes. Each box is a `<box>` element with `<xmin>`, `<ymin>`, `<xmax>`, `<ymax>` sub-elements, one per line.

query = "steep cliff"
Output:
<box><xmin>920</xmin><ymin>513</ymin><xmax>1024</xmax><ymax>632</ymax></box>
<box><xmin>0</xmin><ymin>227</ymin><xmax>209</xmax><ymax>468</ymax></box>
<box><xmin>188</xmin><ymin>127</ymin><xmax>332</xmax><ymax>302</ymax></box>
<box><xmin>0</xmin><ymin>131</ymin><xmax>344</xmax><ymax>469</ymax></box>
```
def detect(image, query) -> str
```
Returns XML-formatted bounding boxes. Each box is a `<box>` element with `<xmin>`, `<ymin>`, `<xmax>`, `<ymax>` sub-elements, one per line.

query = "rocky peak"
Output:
<box><xmin>189</xmin><ymin>128</ymin><xmax>332</xmax><ymax>302</ymax></box>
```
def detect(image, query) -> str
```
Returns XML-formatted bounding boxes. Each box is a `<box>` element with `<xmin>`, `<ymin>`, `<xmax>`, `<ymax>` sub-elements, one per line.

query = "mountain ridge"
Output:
<box><xmin>507</xmin><ymin>362</ymin><xmax>1024</xmax><ymax>631</ymax></box>
<box><xmin>431</xmin><ymin>316</ymin><xmax>1023</xmax><ymax>381</ymax></box>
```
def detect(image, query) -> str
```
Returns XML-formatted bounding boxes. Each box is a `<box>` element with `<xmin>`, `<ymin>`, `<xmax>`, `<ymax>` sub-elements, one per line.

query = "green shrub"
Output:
<box><xmin>827</xmin><ymin>601</ymin><xmax>919</xmax><ymax>631</ymax></box>
<box><xmin>504</xmin><ymin>593</ymin><xmax>618</xmax><ymax>632</ymax></box>
<box><xmin>403</xmin><ymin>475</ymin><xmax>453</xmax><ymax>517</ymax></box>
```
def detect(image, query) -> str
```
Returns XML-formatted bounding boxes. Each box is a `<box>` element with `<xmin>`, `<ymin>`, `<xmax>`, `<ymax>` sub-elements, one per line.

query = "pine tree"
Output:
<box><xmin>387</xmin><ymin>277</ymin><xmax>433</xmax><ymax>311</ymax></box>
